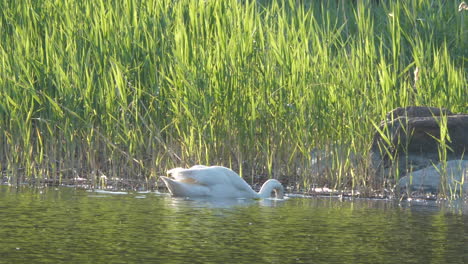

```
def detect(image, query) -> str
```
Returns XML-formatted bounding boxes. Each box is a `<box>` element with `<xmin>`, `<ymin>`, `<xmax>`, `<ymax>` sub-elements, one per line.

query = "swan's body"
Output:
<box><xmin>160</xmin><ymin>165</ymin><xmax>284</xmax><ymax>199</ymax></box>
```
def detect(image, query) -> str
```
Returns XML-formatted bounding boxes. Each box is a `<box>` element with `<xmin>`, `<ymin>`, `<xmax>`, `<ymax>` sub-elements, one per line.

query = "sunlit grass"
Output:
<box><xmin>0</xmin><ymin>0</ymin><xmax>466</xmax><ymax>193</ymax></box>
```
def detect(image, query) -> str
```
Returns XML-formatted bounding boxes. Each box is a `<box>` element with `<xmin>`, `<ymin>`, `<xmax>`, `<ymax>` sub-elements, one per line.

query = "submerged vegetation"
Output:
<box><xmin>0</xmin><ymin>0</ymin><xmax>467</xmax><ymax>194</ymax></box>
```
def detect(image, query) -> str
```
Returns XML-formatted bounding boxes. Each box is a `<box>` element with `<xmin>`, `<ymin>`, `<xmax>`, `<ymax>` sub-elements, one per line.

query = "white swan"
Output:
<box><xmin>160</xmin><ymin>165</ymin><xmax>284</xmax><ymax>199</ymax></box>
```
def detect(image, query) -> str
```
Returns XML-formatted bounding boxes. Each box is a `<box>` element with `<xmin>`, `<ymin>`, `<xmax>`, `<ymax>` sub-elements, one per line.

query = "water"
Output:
<box><xmin>0</xmin><ymin>187</ymin><xmax>467</xmax><ymax>264</ymax></box>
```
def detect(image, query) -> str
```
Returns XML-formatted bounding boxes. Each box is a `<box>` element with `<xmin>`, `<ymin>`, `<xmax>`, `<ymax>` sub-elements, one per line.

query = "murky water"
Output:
<box><xmin>0</xmin><ymin>186</ymin><xmax>467</xmax><ymax>263</ymax></box>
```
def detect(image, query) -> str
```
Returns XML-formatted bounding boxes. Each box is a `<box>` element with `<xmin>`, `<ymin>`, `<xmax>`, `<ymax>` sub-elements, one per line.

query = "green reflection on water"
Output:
<box><xmin>0</xmin><ymin>187</ymin><xmax>467</xmax><ymax>264</ymax></box>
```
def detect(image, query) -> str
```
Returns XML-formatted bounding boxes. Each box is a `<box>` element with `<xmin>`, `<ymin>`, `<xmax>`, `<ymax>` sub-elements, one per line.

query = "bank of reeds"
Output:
<box><xmin>0</xmin><ymin>0</ymin><xmax>467</xmax><ymax>193</ymax></box>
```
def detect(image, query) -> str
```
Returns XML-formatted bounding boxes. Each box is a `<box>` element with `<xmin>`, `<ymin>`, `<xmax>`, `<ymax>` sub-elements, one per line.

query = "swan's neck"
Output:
<box><xmin>258</xmin><ymin>179</ymin><xmax>284</xmax><ymax>199</ymax></box>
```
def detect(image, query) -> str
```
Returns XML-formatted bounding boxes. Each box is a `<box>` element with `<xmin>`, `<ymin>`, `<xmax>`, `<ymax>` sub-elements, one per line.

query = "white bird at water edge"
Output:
<box><xmin>160</xmin><ymin>165</ymin><xmax>285</xmax><ymax>199</ymax></box>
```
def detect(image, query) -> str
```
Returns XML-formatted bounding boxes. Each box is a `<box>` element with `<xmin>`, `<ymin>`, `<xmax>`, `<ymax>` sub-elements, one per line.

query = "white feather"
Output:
<box><xmin>161</xmin><ymin>165</ymin><xmax>284</xmax><ymax>199</ymax></box>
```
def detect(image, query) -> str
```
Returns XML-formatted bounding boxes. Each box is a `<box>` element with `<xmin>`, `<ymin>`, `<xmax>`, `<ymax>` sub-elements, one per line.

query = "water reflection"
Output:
<box><xmin>399</xmin><ymin>198</ymin><xmax>468</xmax><ymax>215</ymax></box>
<box><xmin>0</xmin><ymin>186</ymin><xmax>467</xmax><ymax>264</ymax></box>
<box><xmin>165</xmin><ymin>196</ymin><xmax>288</xmax><ymax>209</ymax></box>
<box><xmin>86</xmin><ymin>189</ymin><xmax>129</xmax><ymax>195</ymax></box>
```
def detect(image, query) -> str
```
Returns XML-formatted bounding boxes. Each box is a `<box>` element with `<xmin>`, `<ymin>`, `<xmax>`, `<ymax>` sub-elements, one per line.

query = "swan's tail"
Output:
<box><xmin>167</xmin><ymin>165</ymin><xmax>209</xmax><ymax>182</ymax></box>
<box><xmin>160</xmin><ymin>176</ymin><xmax>177</xmax><ymax>195</ymax></box>
<box><xmin>160</xmin><ymin>176</ymin><xmax>209</xmax><ymax>197</ymax></box>
<box><xmin>258</xmin><ymin>179</ymin><xmax>285</xmax><ymax>199</ymax></box>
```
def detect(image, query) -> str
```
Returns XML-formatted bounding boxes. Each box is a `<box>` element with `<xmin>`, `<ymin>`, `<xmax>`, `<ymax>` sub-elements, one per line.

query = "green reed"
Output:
<box><xmin>0</xmin><ymin>0</ymin><xmax>466</xmax><ymax>193</ymax></box>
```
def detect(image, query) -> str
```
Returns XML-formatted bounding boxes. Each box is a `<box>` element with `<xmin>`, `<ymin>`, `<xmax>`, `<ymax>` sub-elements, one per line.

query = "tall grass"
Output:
<box><xmin>0</xmin><ymin>0</ymin><xmax>467</xmax><ymax>192</ymax></box>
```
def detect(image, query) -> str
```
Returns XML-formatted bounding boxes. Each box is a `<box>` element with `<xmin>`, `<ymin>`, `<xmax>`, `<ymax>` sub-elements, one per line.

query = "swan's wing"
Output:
<box><xmin>166</xmin><ymin>165</ymin><xmax>258</xmax><ymax>198</ymax></box>
<box><xmin>166</xmin><ymin>165</ymin><xmax>207</xmax><ymax>177</ymax></box>
<box><xmin>167</xmin><ymin>167</ymin><xmax>196</xmax><ymax>183</ymax></box>
<box><xmin>190</xmin><ymin>165</ymin><xmax>209</xmax><ymax>169</ymax></box>
<box><xmin>222</xmin><ymin>168</ymin><xmax>257</xmax><ymax>192</ymax></box>
<box><xmin>206</xmin><ymin>166</ymin><xmax>258</xmax><ymax>197</ymax></box>
<box><xmin>167</xmin><ymin>167</ymin><xmax>184</xmax><ymax>175</ymax></box>
<box><xmin>167</xmin><ymin>166</ymin><xmax>226</xmax><ymax>185</ymax></box>
<box><xmin>167</xmin><ymin>166</ymin><xmax>252</xmax><ymax>188</ymax></box>
<box><xmin>167</xmin><ymin>167</ymin><xmax>188</xmax><ymax>180</ymax></box>
<box><xmin>160</xmin><ymin>176</ymin><xmax>210</xmax><ymax>197</ymax></box>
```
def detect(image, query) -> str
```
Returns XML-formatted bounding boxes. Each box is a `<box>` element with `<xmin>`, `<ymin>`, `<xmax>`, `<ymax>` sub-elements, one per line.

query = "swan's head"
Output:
<box><xmin>270</xmin><ymin>187</ymin><xmax>284</xmax><ymax>199</ymax></box>
<box><xmin>259</xmin><ymin>179</ymin><xmax>284</xmax><ymax>199</ymax></box>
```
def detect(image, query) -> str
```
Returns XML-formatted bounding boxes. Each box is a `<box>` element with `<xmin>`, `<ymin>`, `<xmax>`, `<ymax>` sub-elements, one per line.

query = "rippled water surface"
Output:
<box><xmin>0</xmin><ymin>186</ymin><xmax>467</xmax><ymax>263</ymax></box>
